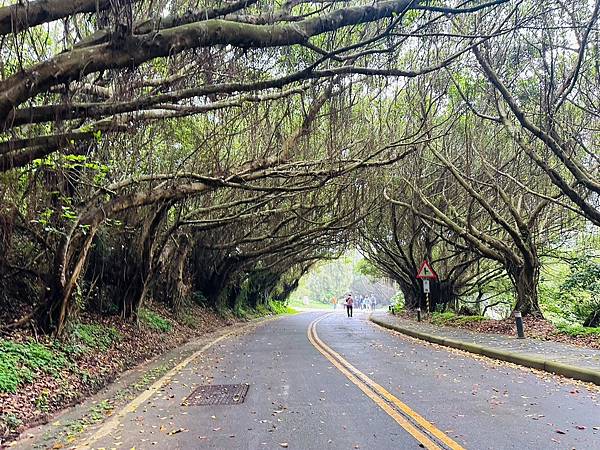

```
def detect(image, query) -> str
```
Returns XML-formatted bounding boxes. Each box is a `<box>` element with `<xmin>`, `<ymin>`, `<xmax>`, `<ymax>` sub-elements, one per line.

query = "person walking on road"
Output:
<box><xmin>345</xmin><ymin>293</ymin><xmax>354</xmax><ymax>318</ymax></box>
<box><xmin>332</xmin><ymin>296</ymin><xmax>338</xmax><ymax>310</ymax></box>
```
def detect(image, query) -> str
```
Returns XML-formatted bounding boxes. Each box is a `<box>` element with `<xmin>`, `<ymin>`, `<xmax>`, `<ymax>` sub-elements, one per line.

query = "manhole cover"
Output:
<box><xmin>184</xmin><ymin>384</ymin><xmax>249</xmax><ymax>406</ymax></box>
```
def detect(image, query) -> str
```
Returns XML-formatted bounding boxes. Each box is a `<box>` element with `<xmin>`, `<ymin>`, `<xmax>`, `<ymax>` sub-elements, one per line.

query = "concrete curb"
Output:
<box><xmin>370</xmin><ymin>316</ymin><xmax>600</xmax><ymax>386</ymax></box>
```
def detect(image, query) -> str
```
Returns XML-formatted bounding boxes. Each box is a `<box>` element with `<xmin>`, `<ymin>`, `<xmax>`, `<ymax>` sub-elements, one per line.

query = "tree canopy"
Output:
<box><xmin>1</xmin><ymin>0</ymin><xmax>599</xmax><ymax>335</ymax></box>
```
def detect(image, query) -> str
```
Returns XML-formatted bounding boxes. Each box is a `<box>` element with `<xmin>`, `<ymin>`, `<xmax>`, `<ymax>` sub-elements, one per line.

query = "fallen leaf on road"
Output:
<box><xmin>555</xmin><ymin>429</ymin><xmax>566</xmax><ymax>434</ymax></box>
<box><xmin>167</xmin><ymin>428</ymin><xmax>188</xmax><ymax>435</ymax></box>
<box><xmin>576</xmin><ymin>425</ymin><xmax>586</xmax><ymax>430</ymax></box>
<box><xmin>279</xmin><ymin>443</ymin><xmax>289</xmax><ymax>448</ymax></box>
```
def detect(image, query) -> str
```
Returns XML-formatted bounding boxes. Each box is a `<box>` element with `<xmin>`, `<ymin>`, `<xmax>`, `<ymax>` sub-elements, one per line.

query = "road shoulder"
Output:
<box><xmin>8</xmin><ymin>316</ymin><xmax>277</xmax><ymax>450</ymax></box>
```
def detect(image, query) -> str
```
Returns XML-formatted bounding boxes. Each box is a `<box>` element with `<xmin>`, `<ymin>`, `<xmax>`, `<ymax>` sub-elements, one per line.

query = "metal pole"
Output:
<box><xmin>417</xmin><ymin>307</ymin><xmax>421</xmax><ymax>322</ymax></box>
<box><xmin>514</xmin><ymin>311</ymin><xmax>525</xmax><ymax>338</ymax></box>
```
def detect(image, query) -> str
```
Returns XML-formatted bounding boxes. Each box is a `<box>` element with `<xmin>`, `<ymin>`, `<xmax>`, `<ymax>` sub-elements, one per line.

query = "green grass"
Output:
<box><xmin>0</xmin><ymin>339</ymin><xmax>68</xmax><ymax>393</ymax></box>
<box><xmin>139</xmin><ymin>308</ymin><xmax>172</xmax><ymax>332</ymax></box>
<box><xmin>556</xmin><ymin>323</ymin><xmax>600</xmax><ymax>337</ymax></box>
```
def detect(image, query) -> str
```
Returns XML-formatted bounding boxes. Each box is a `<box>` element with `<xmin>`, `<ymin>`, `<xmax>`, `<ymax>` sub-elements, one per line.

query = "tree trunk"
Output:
<box><xmin>399</xmin><ymin>282</ymin><xmax>421</xmax><ymax>310</ymax></box>
<box><xmin>508</xmin><ymin>262</ymin><xmax>542</xmax><ymax>317</ymax></box>
<box><xmin>37</xmin><ymin>228</ymin><xmax>97</xmax><ymax>335</ymax></box>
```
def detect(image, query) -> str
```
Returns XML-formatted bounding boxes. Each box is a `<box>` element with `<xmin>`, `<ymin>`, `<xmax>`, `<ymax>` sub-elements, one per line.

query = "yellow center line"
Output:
<box><xmin>308</xmin><ymin>314</ymin><xmax>466</xmax><ymax>450</ymax></box>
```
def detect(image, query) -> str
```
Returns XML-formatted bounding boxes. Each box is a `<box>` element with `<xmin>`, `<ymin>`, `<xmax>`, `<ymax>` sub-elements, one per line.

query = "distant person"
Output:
<box><xmin>345</xmin><ymin>293</ymin><xmax>354</xmax><ymax>318</ymax></box>
<box><xmin>332</xmin><ymin>296</ymin><xmax>338</xmax><ymax>310</ymax></box>
<box><xmin>370</xmin><ymin>297</ymin><xmax>376</xmax><ymax>311</ymax></box>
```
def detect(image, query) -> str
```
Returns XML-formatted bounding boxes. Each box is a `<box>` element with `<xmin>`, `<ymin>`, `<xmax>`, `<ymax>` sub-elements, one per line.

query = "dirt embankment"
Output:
<box><xmin>0</xmin><ymin>304</ymin><xmax>240</xmax><ymax>445</ymax></box>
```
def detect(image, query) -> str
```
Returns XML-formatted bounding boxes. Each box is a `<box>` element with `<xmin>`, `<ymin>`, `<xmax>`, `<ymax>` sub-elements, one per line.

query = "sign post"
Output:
<box><xmin>416</xmin><ymin>260</ymin><xmax>437</xmax><ymax>317</ymax></box>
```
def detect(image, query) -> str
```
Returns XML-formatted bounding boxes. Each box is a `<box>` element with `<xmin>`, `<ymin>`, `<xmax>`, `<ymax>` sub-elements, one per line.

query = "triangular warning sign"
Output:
<box><xmin>416</xmin><ymin>260</ymin><xmax>437</xmax><ymax>279</ymax></box>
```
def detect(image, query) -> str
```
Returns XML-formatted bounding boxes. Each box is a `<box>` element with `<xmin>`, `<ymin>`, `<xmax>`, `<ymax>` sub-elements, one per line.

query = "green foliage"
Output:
<box><xmin>431</xmin><ymin>311</ymin><xmax>485</xmax><ymax>326</ymax></box>
<box><xmin>71</xmin><ymin>323</ymin><xmax>121</xmax><ymax>352</ymax></box>
<box><xmin>0</xmin><ymin>339</ymin><xmax>68</xmax><ymax>393</ymax></box>
<box><xmin>390</xmin><ymin>304</ymin><xmax>404</xmax><ymax>314</ymax></box>
<box><xmin>556</xmin><ymin>323</ymin><xmax>600</xmax><ymax>337</ymax></box>
<box><xmin>255</xmin><ymin>303</ymin><xmax>271</xmax><ymax>316</ymax></box>
<box><xmin>269</xmin><ymin>301</ymin><xmax>297</xmax><ymax>315</ymax></box>
<box><xmin>179</xmin><ymin>312</ymin><xmax>199</xmax><ymax>329</ymax></box>
<box><xmin>431</xmin><ymin>311</ymin><xmax>457</xmax><ymax>325</ymax></box>
<box><xmin>454</xmin><ymin>315</ymin><xmax>486</xmax><ymax>325</ymax></box>
<box><xmin>1</xmin><ymin>413</ymin><xmax>22</xmax><ymax>429</ymax></box>
<box><xmin>561</xmin><ymin>257</ymin><xmax>600</xmax><ymax>294</ymax></box>
<box><xmin>355</xmin><ymin>259</ymin><xmax>383</xmax><ymax>279</ymax></box>
<box><xmin>139</xmin><ymin>309</ymin><xmax>172</xmax><ymax>332</ymax></box>
<box><xmin>550</xmin><ymin>255</ymin><xmax>600</xmax><ymax>327</ymax></box>
<box><xmin>390</xmin><ymin>291</ymin><xmax>405</xmax><ymax>307</ymax></box>
<box><xmin>88</xmin><ymin>400</ymin><xmax>113</xmax><ymax>422</ymax></box>
<box><xmin>192</xmin><ymin>290</ymin><xmax>208</xmax><ymax>306</ymax></box>
<box><xmin>290</xmin><ymin>257</ymin><xmax>354</xmax><ymax>303</ymax></box>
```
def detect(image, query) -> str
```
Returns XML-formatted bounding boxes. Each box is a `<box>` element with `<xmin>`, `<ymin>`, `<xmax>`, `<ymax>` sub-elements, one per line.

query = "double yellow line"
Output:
<box><xmin>307</xmin><ymin>314</ymin><xmax>466</xmax><ymax>450</ymax></box>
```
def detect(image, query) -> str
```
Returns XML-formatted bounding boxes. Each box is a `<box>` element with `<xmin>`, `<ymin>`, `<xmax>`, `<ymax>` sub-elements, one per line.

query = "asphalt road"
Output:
<box><xmin>79</xmin><ymin>310</ymin><xmax>600</xmax><ymax>450</ymax></box>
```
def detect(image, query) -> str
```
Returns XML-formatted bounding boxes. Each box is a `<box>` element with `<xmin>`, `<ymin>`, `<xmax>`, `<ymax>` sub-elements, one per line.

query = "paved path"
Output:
<box><xmin>62</xmin><ymin>311</ymin><xmax>600</xmax><ymax>449</ymax></box>
<box><xmin>371</xmin><ymin>311</ymin><xmax>600</xmax><ymax>373</ymax></box>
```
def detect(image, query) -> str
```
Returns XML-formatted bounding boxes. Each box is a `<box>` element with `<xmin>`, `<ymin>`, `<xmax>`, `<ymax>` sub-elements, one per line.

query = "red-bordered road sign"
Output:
<box><xmin>416</xmin><ymin>260</ymin><xmax>437</xmax><ymax>279</ymax></box>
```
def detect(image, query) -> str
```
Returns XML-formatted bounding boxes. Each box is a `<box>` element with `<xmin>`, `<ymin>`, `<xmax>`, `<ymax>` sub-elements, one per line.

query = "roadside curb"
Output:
<box><xmin>369</xmin><ymin>316</ymin><xmax>600</xmax><ymax>386</ymax></box>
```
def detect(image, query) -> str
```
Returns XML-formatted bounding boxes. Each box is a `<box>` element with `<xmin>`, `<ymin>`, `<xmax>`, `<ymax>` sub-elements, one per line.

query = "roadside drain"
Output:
<box><xmin>183</xmin><ymin>383</ymin><xmax>250</xmax><ymax>406</ymax></box>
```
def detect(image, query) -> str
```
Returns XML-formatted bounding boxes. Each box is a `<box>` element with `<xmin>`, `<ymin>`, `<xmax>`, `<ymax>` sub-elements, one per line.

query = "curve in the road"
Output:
<box><xmin>308</xmin><ymin>313</ymin><xmax>466</xmax><ymax>450</ymax></box>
